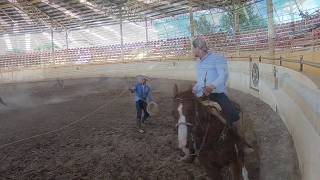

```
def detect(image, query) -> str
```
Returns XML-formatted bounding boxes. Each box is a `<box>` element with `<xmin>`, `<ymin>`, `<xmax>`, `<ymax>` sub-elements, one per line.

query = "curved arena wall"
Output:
<box><xmin>0</xmin><ymin>61</ymin><xmax>319</xmax><ymax>180</ymax></box>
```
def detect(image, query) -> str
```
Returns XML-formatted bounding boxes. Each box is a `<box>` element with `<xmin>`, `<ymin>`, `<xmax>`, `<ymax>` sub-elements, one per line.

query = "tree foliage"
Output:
<box><xmin>220</xmin><ymin>5</ymin><xmax>267</xmax><ymax>32</ymax></box>
<box><xmin>194</xmin><ymin>15</ymin><xmax>213</xmax><ymax>35</ymax></box>
<box><xmin>34</xmin><ymin>43</ymin><xmax>60</xmax><ymax>51</ymax></box>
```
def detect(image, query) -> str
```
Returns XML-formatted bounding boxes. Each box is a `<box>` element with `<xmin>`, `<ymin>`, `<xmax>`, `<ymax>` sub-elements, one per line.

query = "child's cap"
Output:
<box><xmin>136</xmin><ymin>74</ymin><xmax>150</xmax><ymax>81</ymax></box>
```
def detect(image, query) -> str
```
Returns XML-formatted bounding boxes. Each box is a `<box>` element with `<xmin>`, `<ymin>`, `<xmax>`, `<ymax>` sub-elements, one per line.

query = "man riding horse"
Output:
<box><xmin>192</xmin><ymin>37</ymin><xmax>241</xmax><ymax>135</ymax></box>
<box><xmin>172</xmin><ymin>37</ymin><xmax>253</xmax><ymax>179</ymax></box>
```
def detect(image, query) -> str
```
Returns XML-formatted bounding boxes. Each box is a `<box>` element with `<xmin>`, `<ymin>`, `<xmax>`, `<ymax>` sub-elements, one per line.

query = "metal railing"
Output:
<box><xmin>228</xmin><ymin>55</ymin><xmax>320</xmax><ymax>72</ymax></box>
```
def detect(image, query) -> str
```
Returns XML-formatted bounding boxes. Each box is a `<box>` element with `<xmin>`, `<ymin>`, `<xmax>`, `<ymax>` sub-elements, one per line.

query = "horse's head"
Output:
<box><xmin>172</xmin><ymin>84</ymin><xmax>195</xmax><ymax>124</ymax></box>
<box><xmin>172</xmin><ymin>84</ymin><xmax>196</xmax><ymax>161</ymax></box>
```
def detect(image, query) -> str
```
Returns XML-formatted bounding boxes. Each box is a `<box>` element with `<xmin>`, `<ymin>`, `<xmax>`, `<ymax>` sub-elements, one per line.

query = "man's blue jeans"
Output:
<box><xmin>136</xmin><ymin>100</ymin><xmax>150</xmax><ymax>128</ymax></box>
<box><xmin>208</xmin><ymin>93</ymin><xmax>240</xmax><ymax>127</ymax></box>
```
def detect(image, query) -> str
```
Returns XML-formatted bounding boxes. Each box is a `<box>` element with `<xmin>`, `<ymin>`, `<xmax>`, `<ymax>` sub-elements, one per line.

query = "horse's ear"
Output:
<box><xmin>173</xmin><ymin>84</ymin><xmax>178</xmax><ymax>97</ymax></box>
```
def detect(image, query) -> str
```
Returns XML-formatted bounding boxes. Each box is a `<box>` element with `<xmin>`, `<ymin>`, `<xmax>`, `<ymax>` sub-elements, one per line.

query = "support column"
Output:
<box><xmin>234</xmin><ymin>1</ymin><xmax>240</xmax><ymax>56</ymax></box>
<box><xmin>119</xmin><ymin>6</ymin><xmax>124</xmax><ymax>62</ymax></box>
<box><xmin>289</xmin><ymin>0</ymin><xmax>295</xmax><ymax>51</ymax></box>
<box><xmin>65</xmin><ymin>29</ymin><xmax>69</xmax><ymax>49</ymax></box>
<box><xmin>51</xmin><ymin>28</ymin><xmax>54</xmax><ymax>53</ymax></box>
<box><xmin>289</xmin><ymin>0</ymin><xmax>295</xmax><ymax>26</ymax></box>
<box><xmin>189</xmin><ymin>2</ymin><xmax>195</xmax><ymax>56</ymax></box>
<box><xmin>145</xmin><ymin>17</ymin><xmax>149</xmax><ymax>57</ymax></box>
<box><xmin>51</xmin><ymin>28</ymin><xmax>55</xmax><ymax>65</ymax></box>
<box><xmin>267</xmin><ymin>0</ymin><xmax>275</xmax><ymax>57</ymax></box>
<box><xmin>145</xmin><ymin>17</ymin><xmax>149</xmax><ymax>42</ymax></box>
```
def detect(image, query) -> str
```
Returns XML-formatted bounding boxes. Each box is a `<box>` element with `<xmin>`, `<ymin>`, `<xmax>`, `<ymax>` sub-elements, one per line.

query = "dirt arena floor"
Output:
<box><xmin>0</xmin><ymin>77</ymin><xmax>300</xmax><ymax>180</ymax></box>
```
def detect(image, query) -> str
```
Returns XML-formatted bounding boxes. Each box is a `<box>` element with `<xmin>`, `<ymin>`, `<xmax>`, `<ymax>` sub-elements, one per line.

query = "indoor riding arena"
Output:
<box><xmin>0</xmin><ymin>0</ymin><xmax>319</xmax><ymax>180</ymax></box>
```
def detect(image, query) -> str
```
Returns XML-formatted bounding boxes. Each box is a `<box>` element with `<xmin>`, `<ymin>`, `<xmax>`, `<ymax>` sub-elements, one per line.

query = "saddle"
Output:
<box><xmin>201</xmin><ymin>100</ymin><xmax>222</xmax><ymax>112</ymax></box>
<box><xmin>199</xmin><ymin>99</ymin><xmax>226</xmax><ymax>125</ymax></box>
<box><xmin>198</xmin><ymin>99</ymin><xmax>241</xmax><ymax>126</ymax></box>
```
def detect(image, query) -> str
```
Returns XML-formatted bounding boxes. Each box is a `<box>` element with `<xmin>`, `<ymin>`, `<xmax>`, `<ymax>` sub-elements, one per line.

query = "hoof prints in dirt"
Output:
<box><xmin>0</xmin><ymin>78</ymin><xmax>208</xmax><ymax>179</ymax></box>
<box><xmin>0</xmin><ymin>77</ymin><xmax>297</xmax><ymax>180</ymax></box>
<box><xmin>0</xmin><ymin>78</ymin><xmax>301</xmax><ymax>180</ymax></box>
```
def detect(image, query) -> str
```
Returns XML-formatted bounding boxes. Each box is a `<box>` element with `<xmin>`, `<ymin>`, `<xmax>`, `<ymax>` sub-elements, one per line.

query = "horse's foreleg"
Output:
<box><xmin>179</xmin><ymin>147</ymin><xmax>190</xmax><ymax>161</ymax></box>
<box><xmin>178</xmin><ymin>118</ymin><xmax>190</xmax><ymax>160</ymax></box>
<box><xmin>230</xmin><ymin>160</ymin><xmax>250</xmax><ymax>180</ymax></box>
<box><xmin>229</xmin><ymin>161</ymin><xmax>241</xmax><ymax>180</ymax></box>
<box><xmin>198</xmin><ymin>154</ymin><xmax>223</xmax><ymax>180</ymax></box>
<box><xmin>178</xmin><ymin>133</ymin><xmax>190</xmax><ymax>160</ymax></box>
<box><xmin>242</xmin><ymin>166</ymin><xmax>249</xmax><ymax>180</ymax></box>
<box><xmin>205</xmin><ymin>164</ymin><xmax>222</xmax><ymax>180</ymax></box>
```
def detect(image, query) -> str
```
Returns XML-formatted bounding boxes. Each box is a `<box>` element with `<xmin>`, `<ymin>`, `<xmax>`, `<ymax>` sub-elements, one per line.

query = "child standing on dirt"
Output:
<box><xmin>129</xmin><ymin>75</ymin><xmax>153</xmax><ymax>133</ymax></box>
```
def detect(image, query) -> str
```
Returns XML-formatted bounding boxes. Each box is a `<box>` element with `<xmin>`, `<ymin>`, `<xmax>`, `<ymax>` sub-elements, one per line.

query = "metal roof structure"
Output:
<box><xmin>0</xmin><ymin>0</ymin><xmax>252</xmax><ymax>35</ymax></box>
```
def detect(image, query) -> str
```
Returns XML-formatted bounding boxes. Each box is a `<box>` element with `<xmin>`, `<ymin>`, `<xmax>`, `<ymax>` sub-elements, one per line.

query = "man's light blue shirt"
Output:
<box><xmin>193</xmin><ymin>52</ymin><xmax>229</xmax><ymax>97</ymax></box>
<box><xmin>133</xmin><ymin>83</ymin><xmax>152</xmax><ymax>102</ymax></box>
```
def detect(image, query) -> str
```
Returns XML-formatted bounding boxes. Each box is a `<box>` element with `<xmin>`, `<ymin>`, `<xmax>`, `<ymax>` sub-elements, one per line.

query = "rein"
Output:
<box><xmin>175</xmin><ymin>95</ymin><xmax>229</xmax><ymax>157</ymax></box>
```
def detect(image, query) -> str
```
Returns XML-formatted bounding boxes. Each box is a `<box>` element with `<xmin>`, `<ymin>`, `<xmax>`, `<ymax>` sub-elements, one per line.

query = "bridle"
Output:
<box><xmin>174</xmin><ymin>96</ymin><xmax>210</xmax><ymax>156</ymax></box>
<box><xmin>174</xmin><ymin>95</ymin><xmax>229</xmax><ymax>156</ymax></box>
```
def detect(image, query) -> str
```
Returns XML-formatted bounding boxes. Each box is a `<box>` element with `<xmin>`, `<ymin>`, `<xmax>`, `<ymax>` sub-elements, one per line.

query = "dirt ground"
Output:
<box><xmin>0</xmin><ymin>77</ymin><xmax>300</xmax><ymax>180</ymax></box>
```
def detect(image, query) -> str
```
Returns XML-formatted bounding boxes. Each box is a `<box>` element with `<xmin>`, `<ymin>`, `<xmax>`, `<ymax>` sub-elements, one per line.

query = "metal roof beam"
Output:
<box><xmin>9</xmin><ymin>0</ymin><xmax>66</xmax><ymax>30</ymax></box>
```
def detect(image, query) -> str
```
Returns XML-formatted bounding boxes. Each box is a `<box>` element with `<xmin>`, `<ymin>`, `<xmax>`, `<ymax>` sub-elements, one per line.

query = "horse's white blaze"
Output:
<box><xmin>177</xmin><ymin>103</ymin><xmax>189</xmax><ymax>158</ymax></box>
<box><xmin>242</xmin><ymin>166</ymin><xmax>249</xmax><ymax>180</ymax></box>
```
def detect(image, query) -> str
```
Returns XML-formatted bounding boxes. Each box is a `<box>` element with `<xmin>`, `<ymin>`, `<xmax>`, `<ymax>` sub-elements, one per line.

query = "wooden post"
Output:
<box><xmin>259</xmin><ymin>56</ymin><xmax>262</xmax><ymax>63</ymax></box>
<box><xmin>273</xmin><ymin>66</ymin><xmax>278</xmax><ymax>89</ymax></box>
<box><xmin>279</xmin><ymin>56</ymin><xmax>282</xmax><ymax>66</ymax></box>
<box><xmin>299</xmin><ymin>55</ymin><xmax>303</xmax><ymax>72</ymax></box>
<box><xmin>312</xmin><ymin>30</ymin><xmax>315</xmax><ymax>52</ymax></box>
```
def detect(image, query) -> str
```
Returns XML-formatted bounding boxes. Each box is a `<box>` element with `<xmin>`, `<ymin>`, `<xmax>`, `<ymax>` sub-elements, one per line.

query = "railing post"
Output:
<box><xmin>299</xmin><ymin>55</ymin><xmax>303</xmax><ymax>72</ymax></box>
<box><xmin>259</xmin><ymin>56</ymin><xmax>262</xmax><ymax>62</ymax></box>
<box><xmin>279</xmin><ymin>55</ymin><xmax>282</xmax><ymax>66</ymax></box>
<box><xmin>249</xmin><ymin>56</ymin><xmax>252</xmax><ymax>62</ymax></box>
<box><xmin>273</xmin><ymin>66</ymin><xmax>278</xmax><ymax>89</ymax></box>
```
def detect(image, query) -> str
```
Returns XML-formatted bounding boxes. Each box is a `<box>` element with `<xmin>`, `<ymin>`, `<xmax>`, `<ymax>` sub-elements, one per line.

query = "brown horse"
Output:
<box><xmin>172</xmin><ymin>84</ymin><xmax>249</xmax><ymax>180</ymax></box>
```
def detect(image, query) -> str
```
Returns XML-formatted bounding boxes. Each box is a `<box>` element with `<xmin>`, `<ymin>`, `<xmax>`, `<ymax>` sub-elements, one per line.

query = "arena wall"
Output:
<box><xmin>0</xmin><ymin>61</ymin><xmax>319</xmax><ymax>180</ymax></box>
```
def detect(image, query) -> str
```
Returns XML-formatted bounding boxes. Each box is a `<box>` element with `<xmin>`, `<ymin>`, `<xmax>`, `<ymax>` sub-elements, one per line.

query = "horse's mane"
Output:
<box><xmin>175</xmin><ymin>88</ymin><xmax>194</xmax><ymax>99</ymax></box>
<box><xmin>175</xmin><ymin>87</ymin><xmax>234</xmax><ymax>129</ymax></box>
<box><xmin>175</xmin><ymin>89</ymin><xmax>225</xmax><ymax>129</ymax></box>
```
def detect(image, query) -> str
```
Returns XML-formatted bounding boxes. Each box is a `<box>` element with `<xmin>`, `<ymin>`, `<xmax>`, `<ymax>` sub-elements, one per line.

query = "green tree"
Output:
<box><xmin>11</xmin><ymin>48</ymin><xmax>22</xmax><ymax>53</ymax></box>
<box><xmin>34</xmin><ymin>43</ymin><xmax>60</xmax><ymax>52</ymax></box>
<box><xmin>220</xmin><ymin>5</ymin><xmax>267</xmax><ymax>32</ymax></box>
<box><xmin>187</xmin><ymin>14</ymin><xmax>214</xmax><ymax>36</ymax></box>
<box><xmin>194</xmin><ymin>15</ymin><xmax>213</xmax><ymax>35</ymax></box>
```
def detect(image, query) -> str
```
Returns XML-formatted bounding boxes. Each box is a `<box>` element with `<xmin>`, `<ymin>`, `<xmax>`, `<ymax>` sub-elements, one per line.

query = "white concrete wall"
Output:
<box><xmin>0</xmin><ymin>61</ymin><xmax>319</xmax><ymax>180</ymax></box>
<box><xmin>228</xmin><ymin>62</ymin><xmax>320</xmax><ymax>180</ymax></box>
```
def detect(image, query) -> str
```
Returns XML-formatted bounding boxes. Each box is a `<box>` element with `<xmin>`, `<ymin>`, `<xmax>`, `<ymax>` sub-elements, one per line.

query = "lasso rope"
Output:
<box><xmin>0</xmin><ymin>88</ymin><xmax>128</xmax><ymax>150</ymax></box>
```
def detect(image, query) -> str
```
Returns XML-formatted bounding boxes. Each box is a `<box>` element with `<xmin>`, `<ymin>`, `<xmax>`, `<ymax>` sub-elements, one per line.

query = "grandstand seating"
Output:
<box><xmin>1</xmin><ymin>15</ymin><xmax>320</xmax><ymax>70</ymax></box>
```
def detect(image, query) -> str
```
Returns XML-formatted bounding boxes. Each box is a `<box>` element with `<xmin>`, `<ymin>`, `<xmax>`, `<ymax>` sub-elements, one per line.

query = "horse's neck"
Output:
<box><xmin>182</xmin><ymin>91</ymin><xmax>194</xmax><ymax>99</ymax></box>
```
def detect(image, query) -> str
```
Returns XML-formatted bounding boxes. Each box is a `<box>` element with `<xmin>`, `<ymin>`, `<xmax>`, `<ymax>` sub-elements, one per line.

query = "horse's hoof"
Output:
<box><xmin>178</xmin><ymin>156</ymin><xmax>192</xmax><ymax>163</ymax></box>
<box><xmin>244</xmin><ymin>147</ymin><xmax>255</xmax><ymax>155</ymax></box>
<box><xmin>138</xmin><ymin>129</ymin><xmax>144</xmax><ymax>133</ymax></box>
<box><xmin>178</xmin><ymin>157</ymin><xmax>187</xmax><ymax>162</ymax></box>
